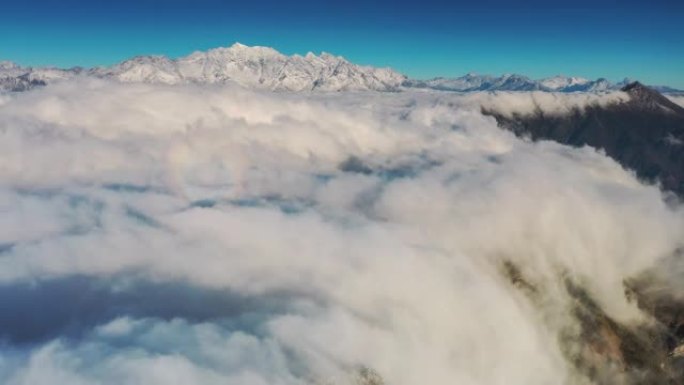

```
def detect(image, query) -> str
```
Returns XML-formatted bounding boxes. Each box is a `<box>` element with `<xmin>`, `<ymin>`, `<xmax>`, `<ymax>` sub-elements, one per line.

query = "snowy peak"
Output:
<box><xmin>189</xmin><ymin>43</ymin><xmax>286</xmax><ymax>63</ymax></box>
<box><xmin>99</xmin><ymin>43</ymin><xmax>406</xmax><ymax>91</ymax></box>
<box><xmin>539</xmin><ymin>75</ymin><xmax>590</xmax><ymax>90</ymax></box>
<box><xmin>92</xmin><ymin>55</ymin><xmax>180</xmax><ymax>84</ymax></box>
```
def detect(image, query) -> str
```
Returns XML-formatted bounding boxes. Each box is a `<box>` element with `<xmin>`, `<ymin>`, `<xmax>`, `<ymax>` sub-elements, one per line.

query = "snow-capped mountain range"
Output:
<box><xmin>88</xmin><ymin>43</ymin><xmax>407</xmax><ymax>91</ymax></box>
<box><xmin>0</xmin><ymin>44</ymin><xmax>406</xmax><ymax>92</ymax></box>
<box><xmin>1</xmin><ymin>43</ymin><xmax>681</xmax><ymax>93</ymax></box>
<box><xmin>404</xmin><ymin>74</ymin><xmax>635</xmax><ymax>93</ymax></box>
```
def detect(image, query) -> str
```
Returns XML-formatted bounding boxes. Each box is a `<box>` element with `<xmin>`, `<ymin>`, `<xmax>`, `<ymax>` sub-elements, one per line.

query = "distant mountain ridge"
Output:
<box><xmin>1</xmin><ymin>43</ymin><xmax>681</xmax><ymax>93</ymax></box>
<box><xmin>404</xmin><ymin>74</ymin><xmax>679</xmax><ymax>93</ymax></box>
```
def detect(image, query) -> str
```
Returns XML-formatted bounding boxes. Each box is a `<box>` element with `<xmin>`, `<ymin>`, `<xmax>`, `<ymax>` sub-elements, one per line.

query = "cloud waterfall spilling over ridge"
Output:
<box><xmin>0</xmin><ymin>80</ymin><xmax>682</xmax><ymax>385</ymax></box>
<box><xmin>668</xmin><ymin>95</ymin><xmax>684</xmax><ymax>108</ymax></box>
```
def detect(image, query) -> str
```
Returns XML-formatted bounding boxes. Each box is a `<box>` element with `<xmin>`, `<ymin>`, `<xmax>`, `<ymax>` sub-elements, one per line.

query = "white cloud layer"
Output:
<box><xmin>667</xmin><ymin>94</ymin><xmax>684</xmax><ymax>108</ymax></box>
<box><xmin>0</xmin><ymin>80</ymin><xmax>682</xmax><ymax>384</ymax></box>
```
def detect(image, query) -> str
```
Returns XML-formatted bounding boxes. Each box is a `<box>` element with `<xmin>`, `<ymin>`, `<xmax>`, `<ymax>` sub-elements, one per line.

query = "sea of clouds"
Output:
<box><xmin>0</xmin><ymin>80</ymin><xmax>682</xmax><ymax>385</ymax></box>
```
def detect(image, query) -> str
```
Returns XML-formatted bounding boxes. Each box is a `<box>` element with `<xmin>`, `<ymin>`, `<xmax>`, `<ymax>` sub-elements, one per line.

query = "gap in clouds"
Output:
<box><xmin>0</xmin><ymin>276</ymin><xmax>305</xmax><ymax>345</ymax></box>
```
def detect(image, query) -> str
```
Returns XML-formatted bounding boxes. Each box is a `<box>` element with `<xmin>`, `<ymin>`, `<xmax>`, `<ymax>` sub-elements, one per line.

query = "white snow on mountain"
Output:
<box><xmin>539</xmin><ymin>75</ymin><xmax>590</xmax><ymax>90</ymax></box>
<box><xmin>405</xmin><ymin>73</ymin><xmax>543</xmax><ymax>92</ymax></box>
<box><xmin>91</xmin><ymin>56</ymin><xmax>181</xmax><ymax>84</ymax></box>
<box><xmin>408</xmin><ymin>74</ymin><xmax>638</xmax><ymax>93</ymax></box>
<box><xmin>0</xmin><ymin>61</ymin><xmax>78</xmax><ymax>92</ymax></box>
<box><xmin>1</xmin><ymin>44</ymin><xmax>680</xmax><ymax>93</ymax></box>
<box><xmin>89</xmin><ymin>43</ymin><xmax>407</xmax><ymax>91</ymax></box>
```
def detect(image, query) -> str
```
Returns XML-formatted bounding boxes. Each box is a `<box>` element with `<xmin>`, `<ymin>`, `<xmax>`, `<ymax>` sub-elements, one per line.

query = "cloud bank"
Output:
<box><xmin>668</xmin><ymin>95</ymin><xmax>684</xmax><ymax>108</ymax></box>
<box><xmin>0</xmin><ymin>80</ymin><xmax>682</xmax><ymax>385</ymax></box>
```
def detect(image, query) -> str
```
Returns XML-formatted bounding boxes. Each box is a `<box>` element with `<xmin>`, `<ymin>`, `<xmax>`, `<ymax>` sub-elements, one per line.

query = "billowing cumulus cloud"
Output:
<box><xmin>0</xmin><ymin>81</ymin><xmax>682</xmax><ymax>384</ymax></box>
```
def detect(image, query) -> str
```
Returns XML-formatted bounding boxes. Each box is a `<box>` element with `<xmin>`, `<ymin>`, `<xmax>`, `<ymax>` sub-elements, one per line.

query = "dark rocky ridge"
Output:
<box><xmin>485</xmin><ymin>82</ymin><xmax>684</xmax><ymax>197</ymax></box>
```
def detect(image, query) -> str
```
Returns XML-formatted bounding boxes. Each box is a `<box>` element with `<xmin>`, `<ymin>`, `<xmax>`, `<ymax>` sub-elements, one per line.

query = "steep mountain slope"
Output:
<box><xmin>486</xmin><ymin>82</ymin><xmax>684</xmax><ymax>196</ymax></box>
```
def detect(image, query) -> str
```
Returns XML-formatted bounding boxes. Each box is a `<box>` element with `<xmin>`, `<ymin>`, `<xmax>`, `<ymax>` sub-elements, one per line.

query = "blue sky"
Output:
<box><xmin>1</xmin><ymin>0</ymin><xmax>683</xmax><ymax>87</ymax></box>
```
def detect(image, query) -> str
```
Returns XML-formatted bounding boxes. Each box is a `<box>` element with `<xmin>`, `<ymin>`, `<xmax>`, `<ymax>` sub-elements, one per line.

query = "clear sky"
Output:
<box><xmin>1</xmin><ymin>0</ymin><xmax>682</xmax><ymax>87</ymax></box>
